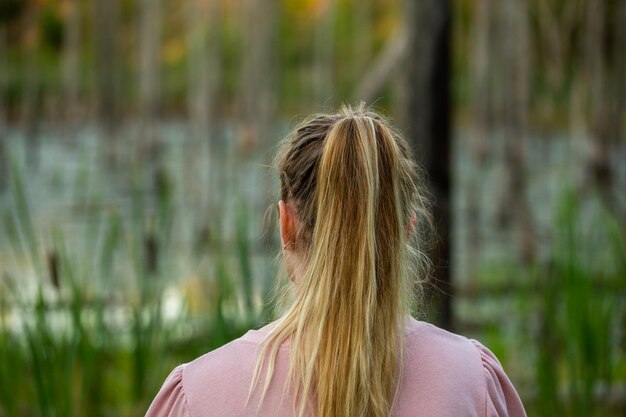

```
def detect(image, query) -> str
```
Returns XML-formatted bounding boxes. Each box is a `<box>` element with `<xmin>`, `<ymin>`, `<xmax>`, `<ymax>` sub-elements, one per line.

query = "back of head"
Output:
<box><xmin>250</xmin><ymin>104</ymin><xmax>432</xmax><ymax>417</ymax></box>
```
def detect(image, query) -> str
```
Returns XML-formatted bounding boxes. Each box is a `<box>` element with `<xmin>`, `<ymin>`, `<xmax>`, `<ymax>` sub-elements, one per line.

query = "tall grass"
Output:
<box><xmin>2</xmin><ymin>153</ymin><xmax>623</xmax><ymax>416</ymax></box>
<box><xmin>533</xmin><ymin>189</ymin><xmax>625</xmax><ymax>416</ymax></box>
<box><xmin>0</xmin><ymin>157</ymin><xmax>270</xmax><ymax>416</ymax></box>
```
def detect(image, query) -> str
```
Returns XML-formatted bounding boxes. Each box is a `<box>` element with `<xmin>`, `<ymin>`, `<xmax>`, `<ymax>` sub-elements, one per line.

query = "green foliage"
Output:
<box><xmin>236</xmin><ymin>196</ymin><xmax>254</xmax><ymax>317</ymax></box>
<box><xmin>0</xmin><ymin>159</ymin><xmax>269</xmax><ymax>417</ymax></box>
<box><xmin>39</xmin><ymin>5</ymin><xmax>64</xmax><ymax>52</ymax></box>
<box><xmin>532</xmin><ymin>189</ymin><xmax>625</xmax><ymax>416</ymax></box>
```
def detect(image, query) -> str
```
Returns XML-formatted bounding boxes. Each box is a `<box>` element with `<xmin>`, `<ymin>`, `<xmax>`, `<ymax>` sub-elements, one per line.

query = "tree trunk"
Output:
<box><xmin>612</xmin><ymin>1</ymin><xmax>626</xmax><ymax>221</ymax></box>
<box><xmin>186</xmin><ymin>0</ymin><xmax>221</xmax><ymax>221</ymax></box>
<box><xmin>0</xmin><ymin>27</ymin><xmax>7</xmax><ymax>192</ymax></box>
<box><xmin>351</xmin><ymin>0</ymin><xmax>372</xmax><ymax>88</ymax></box>
<box><xmin>21</xmin><ymin>0</ymin><xmax>40</xmax><ymax>167</ymax></box>
<box><xmin>465</xmin><ymin>0</ymin><xmax>492</xmax><ymax>279</ymax></box>
<box><xmin>400</xmin><ymin>0</ymin><xmax>452</xmax><ymax>330</ymax></box>
<box><xmin>0</xmin><ymin>26</ymin><xmax>6</xmax><ymax>132</ymax></box>
<box><xmin>238</xmin><ymin>0</ymin><xmax>278</xmax><ymax>154</ymax></box>
<box><xmin>470</xmin><ymin>0</ymin><xmax>491</xmax><ymax>163</ymax></box>
<box><xmin>585</xmin><ymin>0</ymin><xmax>608</xmax><ymax>186</ymax></box>
<box><xmin>62</xmin><ymin>0</ymin><xmax>81</xmax><ymax>139</ymax></box>
<box><xmin>94</xmin><ymin>0</ymin><xmax>119</xmax><ymax>162</ymax></box>
<box><xmin>584</xmin><ymin>0</ymin><xmax>623</xmax><ymax>211</ymax></box>
<box><xmin>238</xmin><ymin>0</ymin><xmax>279</xmax><ymax>251</ymax></box>
<box><xmin>186</xmin><ymin>0</ymin><xmax>220</xmax><ymax>142</ymax></box>
<box><xmin>498</xmin><ymin>0</ymin><xmax>535</xmax><ymax>264</ymax></box>
<box><xmin>138</xmin><ymin>0</ymin><xmax>162</xmax><ymax>163</ymax></box>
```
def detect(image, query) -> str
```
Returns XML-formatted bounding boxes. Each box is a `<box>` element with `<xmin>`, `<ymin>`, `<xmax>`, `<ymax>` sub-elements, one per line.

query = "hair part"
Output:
<box><xmin>249</xmin><ymin>103</ymin><xmax>433</xmax><ymax>417</ymax></box>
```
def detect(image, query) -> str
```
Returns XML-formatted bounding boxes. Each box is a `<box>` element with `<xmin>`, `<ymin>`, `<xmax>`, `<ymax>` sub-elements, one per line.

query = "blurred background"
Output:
<box><xmin>0</xmin><ymin>0</ymin><xmax>625</xmax><ymax>415</ymax></box>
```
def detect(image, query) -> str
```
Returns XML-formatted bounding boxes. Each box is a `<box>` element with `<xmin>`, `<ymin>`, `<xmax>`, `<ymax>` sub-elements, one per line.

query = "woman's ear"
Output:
<box><xmin>278</xmin><ymin>200</ymin><xmax>296</xmax><ymax>249</ymax></box>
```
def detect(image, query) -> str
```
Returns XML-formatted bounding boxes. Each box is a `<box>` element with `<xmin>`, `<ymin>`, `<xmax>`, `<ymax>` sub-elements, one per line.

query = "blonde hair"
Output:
<box><xmin>250</xmin><ymin>104</ymin><xmax>432</xmax><ymax>417</ymax></box>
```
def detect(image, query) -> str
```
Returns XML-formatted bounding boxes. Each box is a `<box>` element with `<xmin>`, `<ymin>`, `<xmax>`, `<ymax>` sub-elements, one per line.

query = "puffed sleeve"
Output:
<box><xmin>145</xmin><ymin>365</ymin><xmax>191</xmax><ymax>417</ymax></box>
<box><xmin>470</xmin><ymin>340</ymin><xmax>527</xmax><ymax>417</ymax></box>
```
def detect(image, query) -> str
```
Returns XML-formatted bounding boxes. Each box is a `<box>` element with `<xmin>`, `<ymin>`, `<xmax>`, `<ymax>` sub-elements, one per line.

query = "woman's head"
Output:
<box><xmin>274</xmin><ymin>105</ymin><xmax>425</xmax><ymax>275</ymax></box>
<box><xmin>251</xmin><ymin>104</ymin><xmax>432</xmax><ymax>417</ymax></box>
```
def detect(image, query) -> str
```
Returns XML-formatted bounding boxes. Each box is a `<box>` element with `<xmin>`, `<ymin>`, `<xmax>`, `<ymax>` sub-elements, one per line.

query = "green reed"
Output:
<box><xmin>0</xmin><ymin>154</ymin><xmax>272</xmax><ymax>416</ymax></box>
<box><xmin>533</xmin><ymin>189</ymin><xmax>625</xmax><ymax>416</ymax></box>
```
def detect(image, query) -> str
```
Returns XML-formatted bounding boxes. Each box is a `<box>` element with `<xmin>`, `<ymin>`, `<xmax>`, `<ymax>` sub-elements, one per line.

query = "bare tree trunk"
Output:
<box><xmin>465</xmin><ymin>0</ymin><xmax>492</xmax><ymax>278</ymax></box>
<box><xmin>21</xmin><ymin>1</ymin><xmax>40</xmax><ymax>167</ymax></box>
<box><xmin>400</xmin><ymin>0</ymin><xmax>452</xmax><ymax>330</ymax></box>
<box><xmin>534</xmin><ymin>0</ymin><xmax>585</xmax><ymax>103</ymax></box>
<box><xmin>532</xmin><ymin>0</ymin><xmax>586</xmax><ymax>148</ymax></box>
<box><xmin>612</xmin><ymin>2</ymin><xmax>626</xmax><ymax>219</ymax></box>
<box><xmin>94</xmin><ymin>0</ymin><xmax>119</xmax><ymax>163</ymax></box>
<box><xmin>138</xmin><ymin>0</ymin><xmax>162</xmax><ymax>163</ymax></box>
<box><xmin>585</xmin><ymin>0</ymin><xmax>607</xmax><ymax>185</ymax></box>
<box><xmin>186</xmin><ymin>0</ymin><xmax>221</xmax><ymax>219</ymax></box>
<box><xmin>313</xmin><ymin>0</ymin><xmax>337</xmax><ymax>106</ymax></box>
<box><xmin>0</xmin><ymin>26</ymin><xmax>5</xmax><ymax>132</ymax></box>
<box><xmin>499</xmin><ymin>0</ymin><xmax>535</xmax><ymax>264</ymax></box>
<box><xmin>62</xmin><ymin>0</ymin><xmax>81</xmax><ymax>139</ymax></box>
<box><xmin>471</xmin><ymin>0</ymin><xmax>491</xmax><ymax>163</ymax></box>
<box><xmin>238</xmin><ymin>0</ymin><xmax>279</xmax><ymax>255</ymax></box>
<box><xmin>238</xmin><ymin>0</ymin><xmax>278</xmax><ymax>154</ymax></box>
<box><xmin>0</xmin><ymin>27</ymin><xmax>6</xmax><ymax>192</ymax></box>
<box><xmin>186</xmin><ymin>0</ymin><xmax>220</xmax><ymax>142</ymax></box>
<box><xmin>611</xmin><ymin>0</ymin><xmax>626</xmax><ymax>145</ymax></box>
<box><xmin>583</xmin><ymin>0</ymin><xmax>622</xmax><ymax>210</ymax></box>
<box><xmin>535</xmin><ymin>0</ymin><xmax>565</xmax><ymax>102</ymax></box>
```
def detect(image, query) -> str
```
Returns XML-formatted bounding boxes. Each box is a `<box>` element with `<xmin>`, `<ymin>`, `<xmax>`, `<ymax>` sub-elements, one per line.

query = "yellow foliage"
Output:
<box><xmin>163</xmin><ymin>38</ymin><xmax>185</xmax><ymax>65</ymax></box>
<box><xmin>182</xmin><ymin>276</ymin><xmax>205</xmax><ymax>314</ymax></box>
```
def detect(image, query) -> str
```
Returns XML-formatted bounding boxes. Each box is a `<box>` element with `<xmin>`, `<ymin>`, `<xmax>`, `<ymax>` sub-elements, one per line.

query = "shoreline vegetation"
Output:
<box><xmin>1</xmin><ymin>0</ymin><xmax>625</xmax><ymax>415</ymax></box>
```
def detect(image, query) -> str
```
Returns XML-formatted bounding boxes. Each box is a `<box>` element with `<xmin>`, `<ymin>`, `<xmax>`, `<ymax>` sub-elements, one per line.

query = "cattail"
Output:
<box><xmin>144</xmin><ymin>233</ymin><xmax>158</xmax><ymax>275</ymax></box>
<box><xmin>47</xmin><ymin>250</ymin><xmax>60</xmax><ymax>290</ymax></box>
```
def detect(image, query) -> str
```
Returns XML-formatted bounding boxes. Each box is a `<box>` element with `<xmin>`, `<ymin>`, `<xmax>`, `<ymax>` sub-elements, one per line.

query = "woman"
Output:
<box><xmin>145</xmin><ymin>105</ymin><xmax>526</xmax><ymax>417</ymax></box>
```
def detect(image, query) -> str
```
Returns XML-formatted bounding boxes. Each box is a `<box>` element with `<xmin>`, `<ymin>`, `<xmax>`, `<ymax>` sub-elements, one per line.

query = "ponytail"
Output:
<box><xmin>249</xmin><ymin>105</ymin><xmax>425</xmax><ymax>417</ymax></box>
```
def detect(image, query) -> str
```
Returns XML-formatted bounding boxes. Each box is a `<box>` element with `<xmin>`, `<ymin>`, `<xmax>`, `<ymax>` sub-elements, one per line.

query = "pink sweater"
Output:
<box><xmin>145</xmin><ymin>317</ymin><xmax>526</xmax><ymax>417</ymax></box>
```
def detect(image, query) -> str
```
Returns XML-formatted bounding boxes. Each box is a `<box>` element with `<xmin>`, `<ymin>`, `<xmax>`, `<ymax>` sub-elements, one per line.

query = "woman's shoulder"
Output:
<box><xmin>181</xmin><ymin>323</ymin><xmax>278</xmax><ymax>390</ymax></box>
<box><xmin>403</xmin><ymin>317</ymin><xmax>486</xmax><ymax>382</ymax></box>
<box><xmin>402</xmin><ymin>316</ymin><xmax>527</xmax><ymax>417</ymax></box>
<box><xmin>144</xmin><ymin>365</ymin><xmax>190</xmax><ymax>417</ymax></box>
<box><xmin>145</xmin><ymin>318</ymin><xmax>526</xmax><ymax>417</ymax></box>
<box><xmin>404</xmin><ymin>316</ymin><xmax>481</xmax><ymax>353</ymax></box>
<box><xmin>145</xmin><ymin>322</ymin><xmax>280</xmax><ymax>417</ymax></box>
